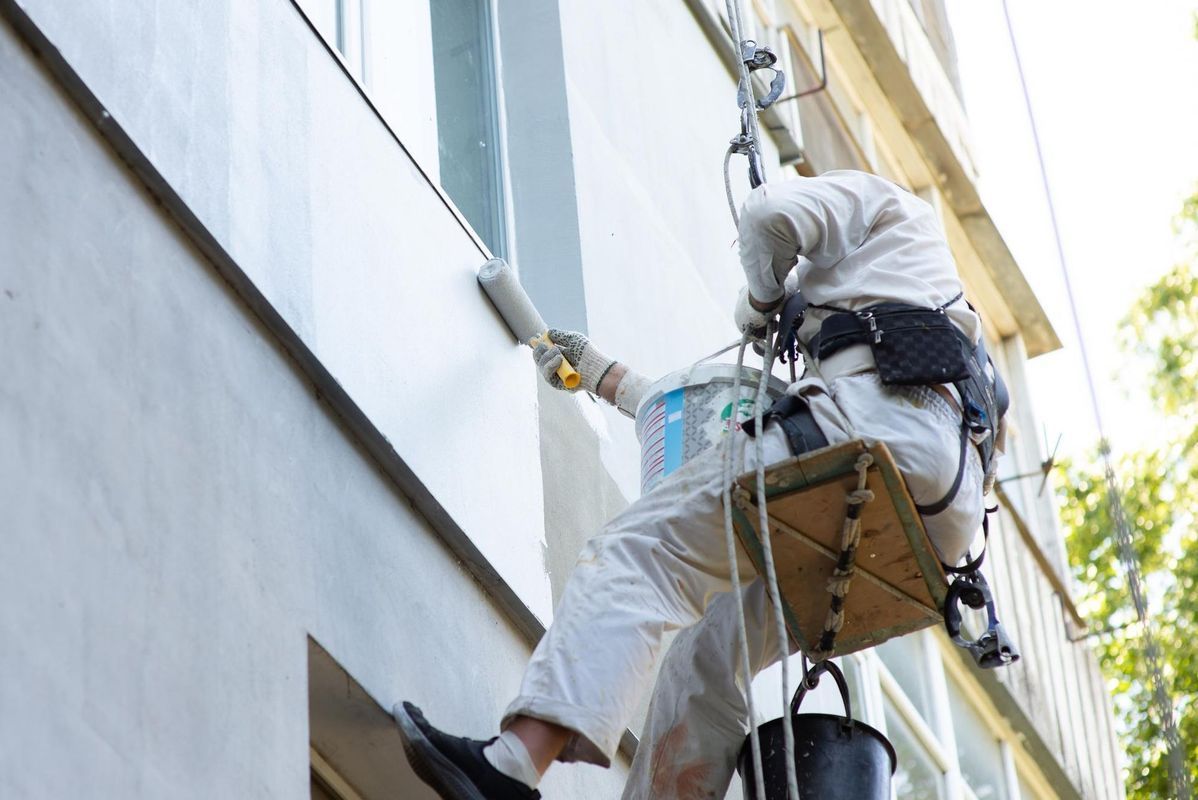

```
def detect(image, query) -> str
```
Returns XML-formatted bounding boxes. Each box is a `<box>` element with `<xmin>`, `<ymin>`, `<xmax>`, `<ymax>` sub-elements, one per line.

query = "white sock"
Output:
<box><xmin>482</xmin><ymin>730</ymin><xmax>542</xmax><ymax>789</ymax></box>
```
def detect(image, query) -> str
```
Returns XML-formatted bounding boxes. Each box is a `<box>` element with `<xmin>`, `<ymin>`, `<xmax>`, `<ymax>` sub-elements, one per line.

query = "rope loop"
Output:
<box><xmin>846</xmin><ymin>488</ymin><xmax>875</xmax><ymax>506</ymax></box>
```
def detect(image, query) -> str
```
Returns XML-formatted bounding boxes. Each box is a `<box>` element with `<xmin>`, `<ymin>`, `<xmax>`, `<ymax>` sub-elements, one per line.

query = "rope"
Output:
<box><xmin>721</xmin><ymin>2</ymin><xmax>799</xmax><ymax>796</ymax></box>
<box><xmin>750</xmin><ymin>321</ymin><xmax>801</xmax><ymax>800</ymax></box>
<box><xmin>724</xmin><ymin>0</ymin><xmax>766</xmax><ymax>175</ymax></box>
<box><xmin>1000</xmin><ymin>3</ymin><xmax>1189</xmax><ymax>794</ymax></box>
<box><xmin>721</xmin><ymin>336</ymin><xmax>768</xmax><ymax>800</ymax></box>
<box><xmin>810</xmin><ymin>453</ymin><xmax>875</xmax><ymax>660</ymax></box>
<box><xmin>724</xmin><ymin>143</ymin><xmax>741</xmax><ymax>227</ymax></box>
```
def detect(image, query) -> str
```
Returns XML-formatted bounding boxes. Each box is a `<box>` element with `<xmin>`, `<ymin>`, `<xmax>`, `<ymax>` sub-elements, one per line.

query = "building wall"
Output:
<box><xmin>0</xmin><ymin>0</ymin><xmax>1122</xmax><ymax>798</ymax></box>
<box><xmin>0</xmin><ymin>11</ymin><xmax>633</xmax><ymax>798</ymax></box>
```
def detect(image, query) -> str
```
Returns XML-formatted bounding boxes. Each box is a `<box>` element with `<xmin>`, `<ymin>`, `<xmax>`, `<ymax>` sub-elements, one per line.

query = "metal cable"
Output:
<box><xmin>1000</xmin><ymin>2</ymin><xmax>1189</xmax><ymax>794</ymax></box>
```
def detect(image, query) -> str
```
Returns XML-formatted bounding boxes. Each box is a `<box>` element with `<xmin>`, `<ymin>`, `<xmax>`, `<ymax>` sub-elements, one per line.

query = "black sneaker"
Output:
<box><xmin>393</xmin><ymin>701</ymin><xmax>542</xmax><ymax>800</ymax></box>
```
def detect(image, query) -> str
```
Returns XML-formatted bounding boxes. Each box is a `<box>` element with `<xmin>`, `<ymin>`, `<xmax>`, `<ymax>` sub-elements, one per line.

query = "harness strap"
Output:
<box><xmin>914</xmin><ymin>418</ymin><xmax>970</xmax><ymax>517</ymax></box>
<box><xmin>808</xmin><ymin>291</ymin><xmax>963</xmax><ymax>315</ymax></box>
<box><xmin>943</xmin><ymin>504</ymin><xmax>996</xmax><ymax>575</ymax></box>
<box><xmin>741</xmin><ymin>393</ymin><xmax>829</xmax><ymax>455</ymax></box>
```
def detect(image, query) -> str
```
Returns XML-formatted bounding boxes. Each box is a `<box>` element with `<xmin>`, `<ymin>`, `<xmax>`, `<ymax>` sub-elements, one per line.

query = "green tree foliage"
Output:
<box><xmin>1057</xmin><ymin>194</ymin><xmax>1198</xmax><ymax>797</ymax></box>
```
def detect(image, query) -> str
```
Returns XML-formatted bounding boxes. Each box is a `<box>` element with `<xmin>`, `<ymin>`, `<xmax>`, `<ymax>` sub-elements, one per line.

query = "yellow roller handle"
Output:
<box><xmin>531</xmin><ymin>332</ymin><xmax>581</xmax><ymax>389</ymax></box>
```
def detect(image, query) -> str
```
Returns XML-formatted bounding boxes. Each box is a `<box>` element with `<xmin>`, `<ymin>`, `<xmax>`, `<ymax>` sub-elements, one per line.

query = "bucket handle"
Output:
<box><xmin>791</xmin><ymin>660</ymin><xmax>853</xmax><ymax>731</ymax></box>
<box><xmin>681</xmin><ymin>339</ymin><xmax>749</xmax><ymax>385</ymax></box>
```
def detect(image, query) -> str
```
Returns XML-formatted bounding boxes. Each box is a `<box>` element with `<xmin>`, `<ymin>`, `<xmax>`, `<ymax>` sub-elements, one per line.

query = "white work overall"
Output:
<box><xmin>503</xmin><ymin>172</ymin><xmax>991</xmax><ymax>797</ymax></box>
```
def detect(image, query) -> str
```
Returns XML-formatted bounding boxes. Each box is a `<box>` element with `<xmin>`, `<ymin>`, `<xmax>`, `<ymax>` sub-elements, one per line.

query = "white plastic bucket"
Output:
<box><xmin>634</xmin><ymin>364</ymin><xmax>788</xmax><ymax>495</ymax></box>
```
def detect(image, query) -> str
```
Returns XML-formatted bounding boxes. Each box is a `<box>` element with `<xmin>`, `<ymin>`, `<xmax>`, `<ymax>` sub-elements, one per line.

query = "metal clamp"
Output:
<box><xmin>943</xmin><ymin>572</ymin><xmax>1021</xmax><ymax>669</ymax></box>
<box><xmin>736</xmin><ymin>41</ymin><xmax>787</xmax><ymax>111</ymax></box>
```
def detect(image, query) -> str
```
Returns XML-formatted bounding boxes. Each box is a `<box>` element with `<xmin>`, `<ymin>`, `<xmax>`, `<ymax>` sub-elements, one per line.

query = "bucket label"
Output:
<box><xmin>720</xmin><ymin>398</ymin><xmax>757</xmax><ymax>431</ymax></box>
<box><xmin>663</xmin><ymin>389</ymin><xmax>685</xmax><ymax>476</ymax></box>
<box><xmin>636</xmin><ymin>371</ymin><xmax>779</xmax><ymax>496</ymax></box>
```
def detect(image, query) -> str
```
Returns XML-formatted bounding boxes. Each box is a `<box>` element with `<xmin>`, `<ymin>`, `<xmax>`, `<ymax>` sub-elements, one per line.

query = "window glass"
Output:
<box><xmin>298</xmin><ymin>0</ymin><xmax>342</xmax><ymax>52</ymax></box>
<box><xmin>885</xmin><ymin>704</ymin><xmax>946</xmax><ymax>800</ymax></box>
<box><xmin>877</xmin><ymin>633</ymin><xmax>936</xmax><ymax>724</ymax></box>
<box><xmin>429</xmin><ymin>0</ymin><xmax>506</xmax><ymax>255</ymax></box>
<box><xmin>949</xmin><ymin>685</ymin><xmax>1008</xmax><ymax>800</ymax></box>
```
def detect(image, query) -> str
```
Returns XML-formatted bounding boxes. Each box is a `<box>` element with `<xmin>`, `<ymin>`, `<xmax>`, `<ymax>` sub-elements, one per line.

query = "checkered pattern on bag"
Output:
<box><xmin>871</xmin><ymin>317</ymin><xmax>972</xmax><ymax>386</ymax></box>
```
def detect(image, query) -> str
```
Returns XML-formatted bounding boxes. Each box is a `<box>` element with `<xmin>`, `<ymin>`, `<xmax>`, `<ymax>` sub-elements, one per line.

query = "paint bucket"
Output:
<box><xmin>634</xmin><ymin>363</ymin><xmax>787</xmax><ymax>495</ymax></box>
<box><xmin>737</xmin><ymin>661</ymin><xmax>896</xmax><ymax>800</ymax></box>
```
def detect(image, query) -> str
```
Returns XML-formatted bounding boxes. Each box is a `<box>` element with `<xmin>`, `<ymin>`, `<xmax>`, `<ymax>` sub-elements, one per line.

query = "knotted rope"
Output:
<box><xmin>810</xmin><ymin>453</ymin><xmax>875</xmax><ymax>660</ymax></box>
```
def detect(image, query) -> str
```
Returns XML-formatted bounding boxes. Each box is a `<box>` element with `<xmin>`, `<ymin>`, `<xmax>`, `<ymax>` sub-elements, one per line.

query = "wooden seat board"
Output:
<box><xmin>731</xmin><ymin>440</ymin><xmax>948</xmax><ymax>658</ymax></box>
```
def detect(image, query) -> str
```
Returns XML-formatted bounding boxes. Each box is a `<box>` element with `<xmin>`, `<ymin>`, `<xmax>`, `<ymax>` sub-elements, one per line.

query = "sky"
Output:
<box><xmin>944</xmin><ymin>0</ymin><xmax>1198</xmax><ymax>461</ymax></box>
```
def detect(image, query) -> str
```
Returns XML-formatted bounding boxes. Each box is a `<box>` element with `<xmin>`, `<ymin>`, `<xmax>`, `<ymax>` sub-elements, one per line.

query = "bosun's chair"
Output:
<box><xmin>730</xmin><ymin>440</ymin><xmax>949</xmax><ymax>660</ymax></box>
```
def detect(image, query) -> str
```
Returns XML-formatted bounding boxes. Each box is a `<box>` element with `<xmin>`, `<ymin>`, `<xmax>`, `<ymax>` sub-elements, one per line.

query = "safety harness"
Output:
<box><xmin>770</xmin><ymin>291</ymin><xmax>1021</xmax><ymax>669</ymax></box>
<box><xmin>808</xmin><ymin>294</ymin><xmax>1008</xmax><ymax>515</ymax></box>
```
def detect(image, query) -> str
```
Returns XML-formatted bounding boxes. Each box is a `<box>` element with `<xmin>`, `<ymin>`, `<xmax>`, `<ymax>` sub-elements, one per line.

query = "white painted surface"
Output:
<box><xmin>19</xmin><ymin>0</ymin><xmax>555</xmax><ymax>622</ymax></box>
<box><xmin>0</xmin><ymin>20</ymin><xmax>627</xmax><ymax>796</ymax></box>
<box><xmin>0</xmin><ymin>0</ymin><xmax>1124</xmax><ymax>795</ymax></box>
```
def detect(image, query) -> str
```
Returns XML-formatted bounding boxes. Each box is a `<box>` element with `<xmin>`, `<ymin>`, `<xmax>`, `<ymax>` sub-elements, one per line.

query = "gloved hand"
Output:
<box><xmin>734</xmin><ymin>272</ymin><xmax>798</xmax><ymax>338</ymax></box>
<box><xmin>734</xmin><ymin>286</ymin><xmax>778</xmax><ymax>338</ymax></box>
<box><xmin>533</xmin><ymin>328</ymin><xmax>617</xmax><ymax>395</ymax></box>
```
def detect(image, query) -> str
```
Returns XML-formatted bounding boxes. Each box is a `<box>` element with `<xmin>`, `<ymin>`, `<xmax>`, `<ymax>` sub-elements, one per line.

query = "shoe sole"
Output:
<box><xmin>393</xmin><ymin>703</ymin><xmax>486</xmax><ymax>800</ymax></box>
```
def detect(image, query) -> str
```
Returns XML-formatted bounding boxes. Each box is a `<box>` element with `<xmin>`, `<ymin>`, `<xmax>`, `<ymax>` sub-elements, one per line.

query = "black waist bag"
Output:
<box><xmin>817</xmin><ymin>304</ymin><xmax>973</xmax><ymax>386</ymax></box>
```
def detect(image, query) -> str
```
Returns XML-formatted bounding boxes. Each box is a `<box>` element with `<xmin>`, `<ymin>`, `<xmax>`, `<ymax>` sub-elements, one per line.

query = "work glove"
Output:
<box><xmin>533</xmin><ymin>328</ymin><xmax>617</xmax><ymax>395</ymax></box>
<box><xmin>734</xmin><ymin>272</ymin><xmax>799</xmax><ymax>338</ymax></box>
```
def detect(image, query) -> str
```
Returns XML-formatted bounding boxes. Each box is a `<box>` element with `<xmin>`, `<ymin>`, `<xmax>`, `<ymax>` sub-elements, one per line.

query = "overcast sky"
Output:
<box><xmin>945</xmin><ymin>0</ymin><xmax>1198</xmax><ymax>461</ymax></box>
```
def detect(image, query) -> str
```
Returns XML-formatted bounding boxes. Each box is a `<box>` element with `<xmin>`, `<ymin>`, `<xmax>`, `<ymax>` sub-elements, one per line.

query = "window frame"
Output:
<box><xmin>843</xmin><ymin>630</ymin><xmax>1065</xmax><ymax>800</ymax></box>
<box><xmin>291</xmin><ymin>0</ymin><xmax>513</xmax><ymax>261</ymax></box>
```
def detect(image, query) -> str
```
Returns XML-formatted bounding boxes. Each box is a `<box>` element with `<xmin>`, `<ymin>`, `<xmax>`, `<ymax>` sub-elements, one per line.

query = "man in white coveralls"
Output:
<box><xmin>395</xmin><ymin>170</ymin><xmax>1004</xmax><ymax>800</ymax></box>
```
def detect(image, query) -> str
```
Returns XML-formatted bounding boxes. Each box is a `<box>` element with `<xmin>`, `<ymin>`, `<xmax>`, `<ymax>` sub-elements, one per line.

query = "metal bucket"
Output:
<box><xmin>634</xmin><ymin>363</ymin><xmax>787</xmax><ymax>495</ymax></box>
<box><xmin>737</xmin><ymin>662</ymin><xmax>896</xmax><ymax>800</ymax></box>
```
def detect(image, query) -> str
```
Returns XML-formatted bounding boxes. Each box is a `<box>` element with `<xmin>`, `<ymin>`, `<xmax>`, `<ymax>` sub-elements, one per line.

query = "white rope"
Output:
<box><xmin>721</xmin><ymin>1</ymin><xmax>799</xmax><ymax>796</ymax></box>
<box><xmin>724</xmin><ymin>144</ymin><xmax>741</xmax><ymax>227</ymax></box>
<box><xmin>717</xmin><ymin>1</ymin><xmax>805</xmax><ymax>794</ymax></box>
<box><xmin>724</xmin><ymin>0</ymin><xmax>766</xmax><ymax>164</ymax></box>
<box><xmin>722</xmin><ymin>336</ymin><xmax>767</xmax><ymax>800</ymax></box>
<box><xmin>751</xmin><ymin>322</ymin><xmax>801</xmax><ymax>800</ymax></box>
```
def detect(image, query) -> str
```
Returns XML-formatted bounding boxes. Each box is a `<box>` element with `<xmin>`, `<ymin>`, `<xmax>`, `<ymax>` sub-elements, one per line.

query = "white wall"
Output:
<box><xmin>0</xmin><ymin>15</ymin><xmax>631</xmax><ymax>797</ymax></box>
<box><xmin>14</xmin><ymin>0</ymin><xmax>557</xmax><ymax>623</ymax></box>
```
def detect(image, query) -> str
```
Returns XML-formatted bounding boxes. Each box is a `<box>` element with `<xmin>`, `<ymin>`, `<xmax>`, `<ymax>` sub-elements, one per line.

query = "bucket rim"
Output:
<box><xmin>740</xmin><ymin>712</ymin><xmax>898</xmax><ymax>774</ymax></box>
<box><xmin>633</xmin><ymin>363</ymin><xmax>790</xmax><ymax>429</ymax></box>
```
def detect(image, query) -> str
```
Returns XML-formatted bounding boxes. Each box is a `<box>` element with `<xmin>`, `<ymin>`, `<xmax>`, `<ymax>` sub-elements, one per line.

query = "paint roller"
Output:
<box><xmin>478</xmin><ymin>258</ymin><xmax>581</xmax><ymax>389</ymax></box>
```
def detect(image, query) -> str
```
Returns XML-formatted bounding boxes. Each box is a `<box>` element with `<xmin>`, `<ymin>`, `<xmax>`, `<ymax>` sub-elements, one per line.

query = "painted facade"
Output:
<box><xmin>0</xmin><ymin>0</ymin><xmax>1121</xmax><ymax>798</ymax></box>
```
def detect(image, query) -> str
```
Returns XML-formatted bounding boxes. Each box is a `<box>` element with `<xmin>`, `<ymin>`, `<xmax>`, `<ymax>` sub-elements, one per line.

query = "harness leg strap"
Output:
<box><xmin>742</xmin><ymin>394</ymin><xmax>829</xmax><ymax>456</ymax></box>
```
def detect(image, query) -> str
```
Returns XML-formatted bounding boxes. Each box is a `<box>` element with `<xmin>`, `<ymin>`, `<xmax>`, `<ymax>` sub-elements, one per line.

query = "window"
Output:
<box><xmin>309</xmin><ymin>637</ymin><xmax>430</xmax><ymax>798</ymax></box>
<box><xmin>877</xmin><ymin>632</ymin><xmax>937</xmax><ymax>726</ymax></box>
<box><xmin>429</xmin><ymin>0</ymin><xmax>507</xmax><ymax>255</ymax></box>
<box><xmin>297</xmin><ymin>0</ymin><xmax>365</xmax><ymax>79</ymax></box>
<box><xmin>949</xmin><ymin>681</ymin><xmax>1009</xmax><ymax>800</ymax></box>
<box><xmin>885</xmin><ymin>704</ymin><xmax>948</xmax><ymax>800</ymax></box>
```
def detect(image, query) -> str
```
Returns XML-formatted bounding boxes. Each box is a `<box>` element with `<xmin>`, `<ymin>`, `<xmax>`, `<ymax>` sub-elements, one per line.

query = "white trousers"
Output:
<box><xmin>623</xmin><ymin>582</ymin><xmax>789</xmax><ymax>799</ymax></box>
<box><xmin>503</xmin><ymin>374</ymin><xmax>983</xmax><ymax>791</ymax></box>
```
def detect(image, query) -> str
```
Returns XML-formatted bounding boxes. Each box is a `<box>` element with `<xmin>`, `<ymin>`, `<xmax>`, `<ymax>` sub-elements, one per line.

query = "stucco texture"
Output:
<box><xmin>0</xmin><ymin>16</ymin><xmax>627</xmax><ymax>799</ymax></box>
